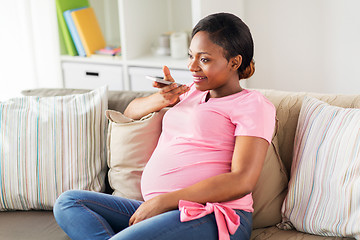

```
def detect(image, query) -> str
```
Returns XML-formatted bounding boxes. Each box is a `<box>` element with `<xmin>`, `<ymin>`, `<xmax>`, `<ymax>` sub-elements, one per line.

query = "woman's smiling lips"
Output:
<box><xmin>192</xmin><ymin>75</ymin><xmax>207</xmax><ymax>83</ymax></box>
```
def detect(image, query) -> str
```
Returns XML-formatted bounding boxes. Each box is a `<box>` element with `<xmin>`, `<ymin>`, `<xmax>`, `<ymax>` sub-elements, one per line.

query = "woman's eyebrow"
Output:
<box><xmin>188</xmin><ymin>49</ymin><xmax>212</xmax><ymax>55</ymax></box>
<box><xmin>198</xmin><ymin>51</ymin><xmax>211</xmax><ymax>55</ymax></box>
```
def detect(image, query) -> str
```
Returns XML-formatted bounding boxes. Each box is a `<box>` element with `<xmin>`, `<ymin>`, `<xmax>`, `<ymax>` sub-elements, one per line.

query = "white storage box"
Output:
<box><xmin>62</xmin><ymin>62</ymin><xmax>124</xmax><ymax>90</ymax></box>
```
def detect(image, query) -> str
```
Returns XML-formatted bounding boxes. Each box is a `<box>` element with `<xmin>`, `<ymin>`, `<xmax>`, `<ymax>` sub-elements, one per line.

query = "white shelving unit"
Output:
<box><xmin>58</xmin><ymin>0</ymin><xmax>244</xmax><ymax>91</ymax></box>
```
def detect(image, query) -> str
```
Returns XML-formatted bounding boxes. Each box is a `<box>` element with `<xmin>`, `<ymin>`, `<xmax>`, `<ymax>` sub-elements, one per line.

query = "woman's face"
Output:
<box><xmin>188</xmin><ymin>31</ymin><xmax>241</xmax><ymax>97</ymax></box>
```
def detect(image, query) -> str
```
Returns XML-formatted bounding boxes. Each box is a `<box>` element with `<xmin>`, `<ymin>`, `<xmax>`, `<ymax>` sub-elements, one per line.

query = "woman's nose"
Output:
<box><xmin>188</xmin><ymin>59</ymin><xmax>200</xmax><ymax>72</ymax></box>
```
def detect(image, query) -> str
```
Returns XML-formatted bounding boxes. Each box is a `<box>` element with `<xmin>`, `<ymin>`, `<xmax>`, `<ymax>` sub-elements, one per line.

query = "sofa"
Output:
<box><xmin>0</xmin><ymin>87</ymin><xmax>359</xmax><ymax>240</ymax></box>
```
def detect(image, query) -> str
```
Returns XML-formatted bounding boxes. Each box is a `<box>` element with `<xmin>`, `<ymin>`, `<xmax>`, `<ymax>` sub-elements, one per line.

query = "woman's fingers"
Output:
<box><xmin>151</xmin><ymin>65</ymin><xmax>189</xmax><ymax>106</ymax></box>
<box><xmin>163</xmin><ymin>65</ymin><xmax>175</xmax><ymax>83</ymax></box>
<box><xmin>160</xmin><ymin>83</ymin><xmax>178</xmax><ymax>93</ymax></box>
<box><xmin>160</xmin><ymin>84</ymin><xmax>188</xmax><ymax>95</ymax></box>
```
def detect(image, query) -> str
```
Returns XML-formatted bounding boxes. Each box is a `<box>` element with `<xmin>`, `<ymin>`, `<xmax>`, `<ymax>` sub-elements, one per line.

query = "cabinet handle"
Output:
<box><xmin>85</xmin><ymin>71</ymin><xmax>99</xmax><ymax>77</ymax></box>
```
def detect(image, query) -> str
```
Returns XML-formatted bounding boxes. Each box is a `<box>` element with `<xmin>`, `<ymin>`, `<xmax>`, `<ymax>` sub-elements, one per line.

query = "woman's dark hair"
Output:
<box><xmin>192</xmin><ymin>13</ymin><xmax>255</xmax><ymax>79</ymax></box>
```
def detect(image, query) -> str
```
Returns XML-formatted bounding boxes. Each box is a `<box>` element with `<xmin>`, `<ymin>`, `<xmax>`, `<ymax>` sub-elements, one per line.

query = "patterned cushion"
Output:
<box><xmin>279</xmin><ymin>96</ymin><xmax>360</xmax><ymax>239</ymax></box>
<box><xmin>0</xmin><ymin>86</ymin><xmax>108</xmax><ymax>210</ymax></box>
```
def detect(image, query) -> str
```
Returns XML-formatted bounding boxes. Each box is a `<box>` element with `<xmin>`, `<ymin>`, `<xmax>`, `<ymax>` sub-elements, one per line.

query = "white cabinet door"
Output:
<box><xmin>62</xmin><ymin>62</ymin><xmax>123</xmax><ymax>90</ymax></box>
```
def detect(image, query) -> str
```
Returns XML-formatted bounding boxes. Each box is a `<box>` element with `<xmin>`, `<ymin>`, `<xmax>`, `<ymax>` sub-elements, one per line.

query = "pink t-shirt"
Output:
<box><xmin>141</xmin><ymin>83</ymin><xmax>276</xmax><ymax>212</ymax></box>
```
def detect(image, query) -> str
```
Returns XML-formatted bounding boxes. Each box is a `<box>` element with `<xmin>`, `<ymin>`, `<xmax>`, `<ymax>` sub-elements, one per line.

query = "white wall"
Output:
<box><xmin>0</xmin><ymin>0</ymin><xmax>62</xmax><ymax>101</ymax></box>
<box><xmin>244</xmin><ymin>0</ymin><xmax>360</xmax><ymax>94</ymax></box>
<box><xmin>1</xmin><ymin>0</ymin><xmax>359</xmax><ymax>99</ymax></box>
<box><xmin>192</xmin><ymin>0</ymin><xmax>245</xmax><ymax>25</ymax></box>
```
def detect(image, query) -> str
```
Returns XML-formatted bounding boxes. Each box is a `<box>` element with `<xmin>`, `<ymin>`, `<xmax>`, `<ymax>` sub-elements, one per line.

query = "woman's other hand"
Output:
<box><xmin>128</xmin><ymin>195</ymin><xmax>172</xmax><ymax>226</ymax></box>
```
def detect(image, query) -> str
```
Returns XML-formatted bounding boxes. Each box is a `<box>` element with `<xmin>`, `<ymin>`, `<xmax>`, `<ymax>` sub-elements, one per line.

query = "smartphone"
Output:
<box><xmin>146</xmin><ymin>76</ymin><xmax>183</xmax><ymax>87</ymax></box>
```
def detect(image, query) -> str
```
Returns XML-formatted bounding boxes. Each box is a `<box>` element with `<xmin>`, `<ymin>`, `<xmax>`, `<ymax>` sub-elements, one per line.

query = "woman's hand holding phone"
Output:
<box><xmin>146</xmin><ymin>76</ymin><xmax>182</xmax><ymax>87</ymax></box>
<box><xmin>151</xmin><ymin>66</ymin><xmax>189</xmax><ymax>106</ymax></box>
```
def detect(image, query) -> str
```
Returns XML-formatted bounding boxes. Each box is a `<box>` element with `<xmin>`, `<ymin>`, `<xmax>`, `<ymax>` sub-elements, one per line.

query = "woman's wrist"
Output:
<box><xmin>156</xmin><ymin>192</ymin><xmax>181</xmax><ymax>211</ymax></box>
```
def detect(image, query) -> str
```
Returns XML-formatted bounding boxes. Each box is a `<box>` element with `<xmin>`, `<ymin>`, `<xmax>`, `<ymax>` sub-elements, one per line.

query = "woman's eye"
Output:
<box><xmin>201</xmin><ymin>58</ymin><xmax>209</xmax><ymax>63</ymax></box>
<box><xmin>188</xmin><ymin>53</ymin><xmax>193</xmax><ymax>59</ymax></box>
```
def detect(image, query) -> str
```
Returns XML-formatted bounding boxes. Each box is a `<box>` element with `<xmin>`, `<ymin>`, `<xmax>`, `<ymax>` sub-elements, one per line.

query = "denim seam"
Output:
<box><xmin>77</xmin><ymin>200</ymin><xmax>113</xmax><ymax>238</ymax></box>
<box><xmin>150</xmin><ymin>215</ymin><xmax>215</xmax><ymax>240</ymax></box>
<box><xmin>236</xmin><ymin>222</ymin><xmax>251</xmax><ymax>239</ymax></box>
<box><xmin>76</xmin><ymin>199</ymin><xmax>134</xmax><ymax>217</ymax></box>
<box><xmin>234</xmin><ymin>210</ymin><xmax>252</xmax><ymax>239</ymax></box>
<box><xmin>236</xmin><ymin>210</ymin><xmax>252</xmax><ymax>227</ymax></box>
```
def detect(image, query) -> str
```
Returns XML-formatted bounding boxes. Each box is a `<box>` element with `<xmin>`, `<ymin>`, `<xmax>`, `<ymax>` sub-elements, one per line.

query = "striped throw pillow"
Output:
<box><xmin>0</xmin><ymin>86</ymin><xmax>108</xmax><ymax>210</ymax></box>
<box><xmin>279</xmin><ymin>96</ymin><xmax>360</xmax><ymax>239</ymax></box>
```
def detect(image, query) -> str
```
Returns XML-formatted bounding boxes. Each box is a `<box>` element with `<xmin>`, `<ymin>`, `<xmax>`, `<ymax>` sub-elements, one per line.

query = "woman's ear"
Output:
<box><xmin>230</xmin><ymin>55</ymin><xmax>242</xmax><ymax>71</ymax></box>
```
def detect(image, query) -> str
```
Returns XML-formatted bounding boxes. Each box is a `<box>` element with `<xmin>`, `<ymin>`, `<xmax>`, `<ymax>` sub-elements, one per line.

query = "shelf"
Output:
<box><xmin>56</xmin><ymin>0</ymin><xmax>245</xmax><ymax>90</ymax></box>
<box><xmin>127</xmin><ymin>55</ymin><xmax>188</xmax><ymax>70</ymax></box>
<box><xmin>61</xmin><ymin>54</ymin><xmax>188</xmax><ymax>70</ymax></box>
<box><xmin>119</xmin><ymin>0</ymin><xmax>192</xmax><ymax>60</ymax></box>
<box><xmin>60</xmin><ymin>55</ymin><xmax>123</xmax><ymax>65</ymax></box>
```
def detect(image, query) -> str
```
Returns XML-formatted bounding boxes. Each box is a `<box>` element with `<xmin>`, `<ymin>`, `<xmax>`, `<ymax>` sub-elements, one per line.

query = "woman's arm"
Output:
<box><xmin>129</xmin><ymin>135</ymin><xmax>269</xmax><ymax>225</ymax></box>
<box><xmin>124</xmin><ymin>84</ymin><xmax>187</xmax><ymax>120</ymax></box>
<box><xmin>124</xmin><ymin>66</ymin><xmax>190</xmax><ymax>120</ymax></box>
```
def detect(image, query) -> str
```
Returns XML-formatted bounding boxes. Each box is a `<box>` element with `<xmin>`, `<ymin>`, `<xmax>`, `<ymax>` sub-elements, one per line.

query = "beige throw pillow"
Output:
<box><xmin>106</xmin><ymin>109</ymin><xmax>168</xmax><ymax>201</ymax></box>
<box><xmin>252</xmin><ymin>119</ymin><xmax>289</xmax><ymax>229</ymax></box>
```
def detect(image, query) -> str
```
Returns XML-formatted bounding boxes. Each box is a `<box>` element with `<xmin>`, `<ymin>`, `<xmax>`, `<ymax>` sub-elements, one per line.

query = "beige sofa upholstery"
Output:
<box><xmin>250</xmin><ymin>89</ymin><xmax>360</xmax><ymax>240</ymax></box>
<box><xmin>0</xmin><ymin>88</ymin><xmax>357</xmax><ymax>240</ymax></box>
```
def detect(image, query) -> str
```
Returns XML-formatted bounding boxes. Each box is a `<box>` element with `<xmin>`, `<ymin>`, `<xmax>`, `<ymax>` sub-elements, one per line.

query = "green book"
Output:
<box><xmin>56</xmin><ymin>0</ymin><xmax>90</xmax><ymax>56</ymax></box>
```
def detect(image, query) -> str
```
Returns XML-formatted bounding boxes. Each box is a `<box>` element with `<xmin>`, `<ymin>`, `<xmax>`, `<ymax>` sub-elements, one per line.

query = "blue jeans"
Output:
<box><xmin>53</xmin><ymin>190</ymin><xmax>252</xmax><ymax>240</ymax></box>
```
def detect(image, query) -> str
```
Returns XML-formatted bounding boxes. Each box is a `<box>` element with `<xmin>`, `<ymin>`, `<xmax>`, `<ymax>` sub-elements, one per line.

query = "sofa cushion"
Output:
<box><xmin>251</xmin><ymin>227</ymin><xmax>355</xmax><ymax>240</ymax></box>
<box><xmin>279</xmin><ymin>96</ymin><xmax>360</xmax><ymax>238</ymax></box>
<box><xmin>105</xmin><ymin>109</ymin><xmax>168</xmax><ymax>200</ymax></box>
<box><xmin>0</xmin><ymin>211</ymin><xmax>69</xmax><ymax>240</ymax></box>
<box><xmin>258</xmin><ymin>89</ymin><xmax>360</xmax><ymax>176</ymax></box>
<box><xmin>252</xmin><ymin>127</ymin><xmax>288</xmax><ymax>229</ymax></box>
<box><xmin>0</xmin><ymin>87</ymin><xmax>108</xmax><ymax>210</ymax></box>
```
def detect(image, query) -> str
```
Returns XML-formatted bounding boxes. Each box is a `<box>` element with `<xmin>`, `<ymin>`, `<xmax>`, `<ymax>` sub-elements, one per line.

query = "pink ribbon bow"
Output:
<box><xmin>178</xmin><ymin>200</ymin><xmax>240</xmax><ymax>240</ymax></box>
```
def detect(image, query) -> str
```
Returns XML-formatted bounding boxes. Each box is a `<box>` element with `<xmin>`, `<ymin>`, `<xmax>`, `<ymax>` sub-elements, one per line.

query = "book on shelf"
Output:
<box><xmin>71</xmin><ymin>7</ymin><xmax>106</xmax><ymax>57</ymax></box>
<box><xmin>55</xmin><ymin>0</ymin><xmax>89</xmax><ymax>56</ymax></box>
<box><xmin>89</xmin><ymin>46</ymin><xmax>122</xmax><ymax>60</ymax></box>
<box><xmin>95</xmin><ymin>46</ymin><xmax>121</xmax><ymax>56</ymax></box>
<box><xmin>63</xmin><ymin>7</ymin><xmax>87</xmax><ymax>57</ymax></box>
